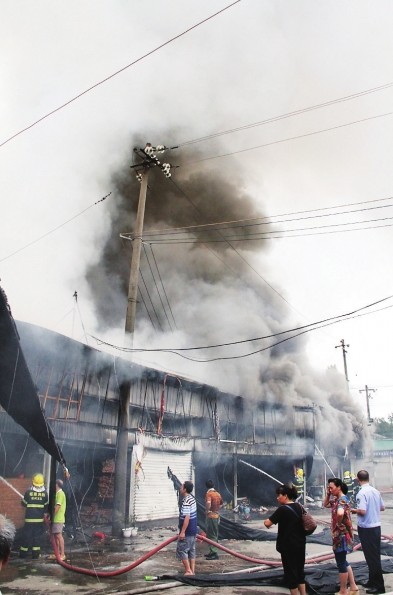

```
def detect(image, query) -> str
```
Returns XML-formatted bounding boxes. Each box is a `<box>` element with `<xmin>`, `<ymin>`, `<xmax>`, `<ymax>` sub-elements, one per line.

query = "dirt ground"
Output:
<box><xmin>1</xmin><ymin>501</ymin><xmax>393</xmax><ymax>595</ymax></box>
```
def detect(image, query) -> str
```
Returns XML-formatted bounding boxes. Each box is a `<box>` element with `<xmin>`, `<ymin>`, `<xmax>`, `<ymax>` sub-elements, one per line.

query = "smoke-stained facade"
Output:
<box><xmin>0</xmin><ymin>320</ymin><xmax>319</xmax><ymax>521</ymax></box>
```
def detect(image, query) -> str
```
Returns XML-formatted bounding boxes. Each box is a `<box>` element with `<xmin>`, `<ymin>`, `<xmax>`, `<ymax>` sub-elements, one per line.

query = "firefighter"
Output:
<box><xmin>294</xmin><ymin>467</ymin><xmax>305</xmax><ymax>503</ymax></box>
<box><xmin>19</xmin><ymin>473</ymin><xmax>49</xmax><ymax>559</ymax></box>
<box><xmin>343</xmin><ymin>470</ymin><xmax>356</xmax><ymax>505</ymax></box>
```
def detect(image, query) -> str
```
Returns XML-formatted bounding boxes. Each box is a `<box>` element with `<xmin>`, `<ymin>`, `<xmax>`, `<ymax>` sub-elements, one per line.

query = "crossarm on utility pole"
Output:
<box><xmin>359</xmin><ymin>385</ymin><xmax>376</xmax><ymax>423</ymax></box>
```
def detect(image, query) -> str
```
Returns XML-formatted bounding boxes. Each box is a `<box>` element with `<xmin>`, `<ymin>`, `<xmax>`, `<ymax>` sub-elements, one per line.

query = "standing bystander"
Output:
<box><xmin>352</xmin><ymin>469</ymin><xmax>385</xmax><ymax>594</ymax></box>
<box><xmin>323</xmin><ymin>477</ymin><xmax>358</xmax><ymax>595</ymax></box>
<box><xmin>176</xmin><ymin>480</ymin><xmax>197</xmax><ymax>575</ymax></box>
<box><xmin>204</xmin><ymin>479</ymin><xmax>223</xmax><ymax>560</ymax></box>
<box><xmin>52</xmin><ymin>479</ymin><xmax>67</xmax><ymax>561</ymax></box>
<box><xmin>264</xmin><ymin>483</ymin><xmax>306</xmax><ymax>595</ymax></box>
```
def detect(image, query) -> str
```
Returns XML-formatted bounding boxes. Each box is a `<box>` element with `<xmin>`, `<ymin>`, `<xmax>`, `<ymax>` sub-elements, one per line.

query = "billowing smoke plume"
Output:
<box><xmin>86</xmin><ymin>139</ymin><xmax>368</xmax><ymax>457</ymax></box>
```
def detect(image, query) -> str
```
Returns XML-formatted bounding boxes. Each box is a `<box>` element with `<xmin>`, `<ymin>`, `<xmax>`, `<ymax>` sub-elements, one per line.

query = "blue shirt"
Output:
<box><xmin>356</xmin><ymin>483</ymin><xmax>384</xmax><ymax>528</ymax></box>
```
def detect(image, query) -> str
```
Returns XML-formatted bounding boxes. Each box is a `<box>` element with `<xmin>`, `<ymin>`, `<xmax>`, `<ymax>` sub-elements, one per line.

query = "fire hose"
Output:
<box><xmin>49</xmin><ymin>531</ymin><xmax>370</xmax><ymax>577</ymax></box>
<box><xmin>49</xmin><ymin>532</ymin><xmax>179</xmax><ymax>577</ymax></box>
<box><xmin>200</xmin><ymin>534</ymin><xmax>362</xmax><ymax>565</ymax></box>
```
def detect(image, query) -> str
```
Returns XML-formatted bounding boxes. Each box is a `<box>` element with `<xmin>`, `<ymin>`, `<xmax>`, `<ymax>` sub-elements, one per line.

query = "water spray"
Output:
<box><xmin>0</xmin><ymin>475</ymin><xmax>23</xmax><ymax>498</ymax></box>
<box><xmin>239</xmin><ymin>460</ymin><xmax>283</xmax><ymax>485</ymax></box>
<box><xmin>315</xmin><ymin>445</ymin><xmax>336</xmax><ymax>476</ymax></box>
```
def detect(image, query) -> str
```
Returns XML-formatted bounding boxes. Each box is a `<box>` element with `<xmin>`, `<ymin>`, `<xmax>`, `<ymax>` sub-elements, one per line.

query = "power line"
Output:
<box><xmin>90</xmin><ymin>294</ymin><xmax>393</xmax><ymax>357</ymax></box>
<box><xmin>0</xmin><ymin>1</ymin><xmax>242</xmax><ymax>149</ymax></box>
<box><xmin>119</xmin><ymin>302</ymin><xmax>393</xmax><ymax>362</ymax></box>
<box><xmin>168</xmin><ymin>178</ymin><xmax>295</xmax><ymax>310</ymax></box>
<box><xmin>128</xmin><ymin>195</ymin><xmax>393</xmax><ymax>239</ymax></box>
<box><xmin>139</xmin><ymin>266</ymin><xmax>163</xmax><ymax>332</ymax></box>
<box><xmin>178</xmin><ymin>80</ymin><xmax>393</xmax><ymax>147</ymax></box>
<box><xmin>144</xmin><ymin>214</ymin><xmax>393</xmax><ymax>244</ymax></box>
<box><xmin>0</xmin><ymin>192</ymin><xmax>111</xmax><ymax>263</ymax></box>
<box><xmin>149</xmin><ymin>244</ymin><xmax>177</xmax><ymax>330</ymax></box>
<box><xmin>5</xmin><ymin>187</ymin><xmax>392</xmax><ymax>266</ymax></box>
<box><xmin>185</xmin><ymin>110</ymin><xmax>393</xmax><ymax>165</ymax></box>
<box><xmin>142</xmin><ymin>243</ymin><xmax>173</xmax><ymax>331</ymax></box>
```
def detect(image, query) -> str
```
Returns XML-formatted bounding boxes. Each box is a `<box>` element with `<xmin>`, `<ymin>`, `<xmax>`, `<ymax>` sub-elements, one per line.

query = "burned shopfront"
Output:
<box><xmin>0</xmin><ymin>320</ymin><xmax>315</xmax><ymax>527</ymax></box>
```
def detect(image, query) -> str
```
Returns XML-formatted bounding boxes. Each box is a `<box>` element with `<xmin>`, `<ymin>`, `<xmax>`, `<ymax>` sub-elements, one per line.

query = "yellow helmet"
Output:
<box><xmin>296</xmin><ymin>468</ymin><xmax>304</xmax><ymax>478</ymax></box>
<box><xmin>32</xmin><ymin>473</ymin><xmax>45</xmax><ymax>487</ymax></box>
<box><xmin>344</xmin><ymin>471</ymin><xmax>351</xmax><ymax>477</ymax></box>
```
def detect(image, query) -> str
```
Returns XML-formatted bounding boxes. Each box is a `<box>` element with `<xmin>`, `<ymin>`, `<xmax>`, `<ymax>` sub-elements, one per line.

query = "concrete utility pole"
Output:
<box><xmin>112</xmin><ymin>144</ymin><xmax>173</xmax><ymax>536</ymax></box>
<box><xmin>335</xmin><ymin>339</ymin><xmax>350</xmax><ymax>383</ymax></box>
<box><xmin>359</xmin><ymin>385</ymin><xmax>376</xmax><ymax>424</ymax></box>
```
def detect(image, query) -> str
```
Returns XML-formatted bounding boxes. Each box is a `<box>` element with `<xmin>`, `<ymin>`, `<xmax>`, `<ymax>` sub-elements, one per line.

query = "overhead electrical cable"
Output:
<box><xmin>125</xmin><ymin>195</ymin><xmax>393</xmax><ymax>239</ymax></box>
<box><xmin>94</xmin><ymin>302</ymin><xmax>393</xmax><ymax>363</ymax></box>
<box><xmin>120</xmin><ymin>237</ymin><xmax>159</xmax><ymax>331</ymax></box>
<box><xmin>178</xmin><ymin>80</ymin><xmax>393</xmax><ymax>147</ymax></box>
<box><xmin>90</xmin><ymin>294</ymin><xmax>393</xmax><ymax>355</ymax></box>
<box><xmin>138</xmin><ymin>280</ymin><xmax>156</xmax><ymax>330</ymax></box>
<box><xmin>5</xmin><ymin>191</ymin><xmax>391</xmax><ymax>267</ymax></box>
<box><xmin>120</xmin><ymin>176</ymin><xmax>255</xmax><ymax>324</ymax></box>
<box><xmin>0</xmin><ymin>1</ymin><xmax>241</xmax><ymax>149</ymax></box>
<box><xmin>149</xmin><ymin>244</ymin><xmax>177</xmax><ymax>330</ymax></box>
<box><xmin>185</xmin><ymin>110</ymin><xmax>393</xmax><ymax>165</ymax></box>
<box><xmin>168</xmin><ymin>178</ymin><xmax>295</xmax><ymax>310</ymax></box>
<box><xmin>0</xmin><ymin>192</ymin><xmax>111</xmax><ymax>263</ymax></box>
<box><xmin>195</xmin><ymin>302</ymin><xmax>393</xmax><ymax>363</ymax></box>
<box><xmin>144</xmin><ymin>214</ymin><xmax>393</xmax><ymax>244</ymax></box>
<box><xmin>142</xmin><ymin>243</ymin><xmax>174</xmax><ymax>332</ymax></box>
<box><xmin>139</xmin><ymin>268</ymin><xmax>162</xmax><ymax>331</ymax></box>
<box><xmin>238</xmin><ymin>220</ymin><xmax>393</xmax><ymax>240</ymax></box>
<box><xmin>75</xmin><ymin>297</ymin><xmax>90</xmax><ymax>346</ymax></box>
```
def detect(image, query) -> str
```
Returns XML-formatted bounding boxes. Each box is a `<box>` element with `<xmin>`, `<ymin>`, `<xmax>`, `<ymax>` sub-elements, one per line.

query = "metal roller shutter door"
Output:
<box><xmin>130</xmin><ymin>447</ymin><xmax>193</xmax><ymax>522</ymax></box>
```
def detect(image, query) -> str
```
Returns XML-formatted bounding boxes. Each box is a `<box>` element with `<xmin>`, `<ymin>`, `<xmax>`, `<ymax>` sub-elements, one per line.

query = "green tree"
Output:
<box><xmin>374</xmin><ymin>414</ymin><xmax>393</xmax><ymax>438</ymax></box>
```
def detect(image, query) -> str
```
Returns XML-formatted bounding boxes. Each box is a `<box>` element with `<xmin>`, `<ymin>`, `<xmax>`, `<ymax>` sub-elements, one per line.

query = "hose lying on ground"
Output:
<box><xmin>50</xmin><ymin>532</ymin><xmax>178</xmax><ymax>577</ymax></box>
<box><xmin>199</xmin><ymin>534</ymin><xmax>363</xmax><ymax>565</ymax></box>
<box><xmin>50</xmin><ymin>529</ymin><xmax>369</xmax><ymax>577</ymax></box>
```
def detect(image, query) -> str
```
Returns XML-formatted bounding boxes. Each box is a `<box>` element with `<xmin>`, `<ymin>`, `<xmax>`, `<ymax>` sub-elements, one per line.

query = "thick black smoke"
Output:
<box><xmin>86</xmin><ymin>144</ymin><xmax>272</xmax><ymax>329</ymax></box>
<box><xmin>85</xmin><ymin>140</ymin><xmax>368</xmax><ymax>458</ymax></box>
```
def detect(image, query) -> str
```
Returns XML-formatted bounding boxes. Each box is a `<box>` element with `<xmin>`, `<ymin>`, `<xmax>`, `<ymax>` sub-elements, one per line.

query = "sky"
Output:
<box><xmin>1</xmin><ymin>0</ymin><xmax>393</xmax><ymax>426</ymax></box>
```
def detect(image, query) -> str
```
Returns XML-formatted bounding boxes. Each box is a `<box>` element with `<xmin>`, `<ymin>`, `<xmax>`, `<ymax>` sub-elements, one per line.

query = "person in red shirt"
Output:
<box><xmin>204</xmin><ymin>479</ymin><xmax>223</xmax><ymax>560</ymax></box>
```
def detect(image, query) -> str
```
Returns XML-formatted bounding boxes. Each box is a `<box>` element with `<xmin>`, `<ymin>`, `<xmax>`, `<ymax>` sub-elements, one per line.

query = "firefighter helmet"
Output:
<box><xmin>32</xmin><ymin>473</ymin><xmax>45</xmax><ymax>487</ymax></box>
<box><xmin>344</xmin><ymin>470</ymin><xmax>351</xmax><ymax>478</ymax></box>
<box><xmin>296</xmin><ymin>468</ymin><xmax>304</xmax><ymax>478</ymax></box>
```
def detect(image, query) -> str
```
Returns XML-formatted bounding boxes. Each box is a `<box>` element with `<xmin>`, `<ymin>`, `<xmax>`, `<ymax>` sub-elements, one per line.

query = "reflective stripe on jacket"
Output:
<box><xmin>22</xmin><ymin>488</ymin><xmax>49</xmax><ymax>522</ymax></box>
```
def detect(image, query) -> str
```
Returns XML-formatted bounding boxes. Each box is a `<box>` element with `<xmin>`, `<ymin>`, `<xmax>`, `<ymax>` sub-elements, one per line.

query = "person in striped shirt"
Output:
<box><xmin>176</xmin><ymin>480</ymin><xmax>197</xmax><ymax>575</ymax></box>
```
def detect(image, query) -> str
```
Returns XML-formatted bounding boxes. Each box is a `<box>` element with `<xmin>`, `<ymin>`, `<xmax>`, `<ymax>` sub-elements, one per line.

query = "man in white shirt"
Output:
<box><xmin>351</xmin><ymin>469</ymin><xmax>385</xmax><ymax>594</ymax></box>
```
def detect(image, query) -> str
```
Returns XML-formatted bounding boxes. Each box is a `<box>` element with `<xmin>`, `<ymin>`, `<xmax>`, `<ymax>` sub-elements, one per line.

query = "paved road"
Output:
<box><xmin>2</xmin><ymin>503</ymin><xmax>393</xmax><ymax>594</ymax></box>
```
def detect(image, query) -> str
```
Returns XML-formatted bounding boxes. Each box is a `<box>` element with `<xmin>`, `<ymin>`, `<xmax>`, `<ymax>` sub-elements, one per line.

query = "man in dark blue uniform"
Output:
<box><xmin>19</xmin><ymin>473</ymin><xmax>49</xmax><ymax>559</ymax></box>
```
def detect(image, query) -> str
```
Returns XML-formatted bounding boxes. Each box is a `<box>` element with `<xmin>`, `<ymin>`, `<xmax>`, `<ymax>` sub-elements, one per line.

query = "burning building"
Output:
<box><xmin>0</xmin><ymin>318</ymin><xmax>317</xmax><ymax>524</ymax></box>
<box><xmin>0</xmin><ymin>154</ymin><xmax>369</xmax><ymax>527</ymax></box>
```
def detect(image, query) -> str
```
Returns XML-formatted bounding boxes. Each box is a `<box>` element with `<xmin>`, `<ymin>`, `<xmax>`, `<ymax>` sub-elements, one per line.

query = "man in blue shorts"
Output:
<box><xmin>176</xmin><ymin>480</ymin><xmax>197</xmax><ymax>575</ymax></box>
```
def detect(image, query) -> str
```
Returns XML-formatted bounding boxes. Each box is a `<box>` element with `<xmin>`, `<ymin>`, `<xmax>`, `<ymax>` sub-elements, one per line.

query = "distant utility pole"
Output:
<box><xmin>112</xmin><ymin>143</ymin><xmax>173</xmax><ymax>536</ymax></box>
<box><xmin>359</xmin><ymin>385</ymin><xmax>376</xmax><ymax>424</ymax></box>
<box><xmin>335</xmin><ymin>339</ymin><xmax>350</xmax><ymax>383</ymax></box>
